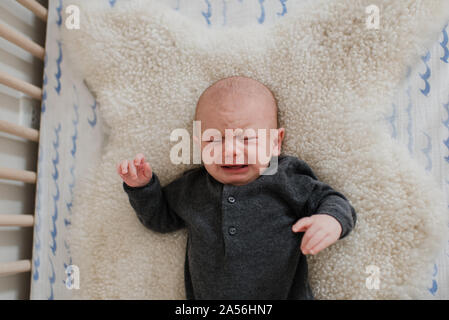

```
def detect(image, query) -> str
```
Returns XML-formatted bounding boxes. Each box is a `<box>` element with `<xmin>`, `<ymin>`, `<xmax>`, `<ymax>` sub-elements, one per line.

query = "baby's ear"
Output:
<box><xmin>271</xmin><ymin>128</ymin><xmax>285</xmax><ymax>156</ymax></box>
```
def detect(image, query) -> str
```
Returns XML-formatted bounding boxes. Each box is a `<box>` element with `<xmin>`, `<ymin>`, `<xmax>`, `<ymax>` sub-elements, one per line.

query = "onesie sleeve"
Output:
<box><xmin>122</xmin><ymin>172</ymin><xmax>186</xmax><ymax>233</ymax></box>
<box><xmin>289</xmin><ymin>158</ymin><xmax>357</xmax><ymax>240</ymax></box>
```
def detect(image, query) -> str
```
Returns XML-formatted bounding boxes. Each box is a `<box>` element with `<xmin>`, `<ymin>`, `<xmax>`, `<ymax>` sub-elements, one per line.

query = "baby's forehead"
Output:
<box><xmin>195</xmin><ymin>76</ymin><xmax>278</xmax><ymax>127</ymax></box>
<box><xmin>201</xmin><ymin>127</ymin><xmax>278</xmax><ymax>140</ymax></box>
<box><xmin>199</xmin><ymin>76</ymin><xmax>274</xmax><ymax>103</ymax></box>
<box><xmin>197</xmin><ymin>88</ymin><xmax>275</xmax><ymax>116</ymax></box>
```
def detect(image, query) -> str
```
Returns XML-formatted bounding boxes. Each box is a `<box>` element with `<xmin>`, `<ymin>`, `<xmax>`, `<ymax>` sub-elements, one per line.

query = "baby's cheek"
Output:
<box><xmin>245</xmin><ymin>145</ymin><xmax>258</xmax><ymax>163</ymax></box>
<box><xmin>254</xmin><ymin>141</ymin><xmax>271</xmax><ymax>159</ymax></box>
<box><xmin>201</xmin><ymin>143</ymin><xmax>223</xmax><ymax>164</ymax></box>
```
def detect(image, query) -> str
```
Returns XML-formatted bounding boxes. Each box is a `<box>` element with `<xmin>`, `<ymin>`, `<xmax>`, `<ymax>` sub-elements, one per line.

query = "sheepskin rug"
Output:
<box><xmin>61</xmin><ymin>0</ymin><xmax>449</xmax><ymax>299</ymax></box>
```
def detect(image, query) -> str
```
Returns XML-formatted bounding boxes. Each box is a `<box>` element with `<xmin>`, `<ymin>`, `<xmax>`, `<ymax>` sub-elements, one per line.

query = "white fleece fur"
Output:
<box><xmin>61</xmin><ymin>0</ymin><xmax>449</xmax><ymax>299</ymax></box>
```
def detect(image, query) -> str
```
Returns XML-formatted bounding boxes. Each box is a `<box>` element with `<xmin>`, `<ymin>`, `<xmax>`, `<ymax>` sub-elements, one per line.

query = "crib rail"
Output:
<box><xmin>0</xmin><ymin>0</ymin><xmax>48</xmax><ymax>287</ymax></box>
<box><xmin>0</xmin><ymin>215</ymin><xmax>34</xmax><ymax>227</ymax></box>
<box><xmin>0</xmin><ymin>70</ymin><xmax>43</xmax><ymax>100</ymax></box>
<box><xmin>16</xmin><ymin>0</ymin><xmax>48</xmax><ymax>22</ymax></box>
<box><xmin>0</xmin><ymin>167</ymin><xmax>37</xmax><ymax>184</ymax></box>
<box><xmin>0</xmin><ymin>21</ymin><xmax>45</xmax><ymax>60</ymax></box>
<box><xmin>0</xmin><ymin>119</ymin><xmax>39</xmax><ymax>142</ymax></box>
<box><xmin>0</xmin><ymin>260</ymin><xmax>32</xmax><ymax>277</ymax></box>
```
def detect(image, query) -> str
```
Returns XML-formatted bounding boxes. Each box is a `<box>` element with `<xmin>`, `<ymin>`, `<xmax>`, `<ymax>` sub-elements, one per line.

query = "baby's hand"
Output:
<box><xmin>291</xmin><ymin>214</ymin><xmax>342</xmax><ymax>255</ymax></box>
<box><xmin>117</xmin><ymin>153</ymin><xmax>153</xmax><ymax>188</ymax></box>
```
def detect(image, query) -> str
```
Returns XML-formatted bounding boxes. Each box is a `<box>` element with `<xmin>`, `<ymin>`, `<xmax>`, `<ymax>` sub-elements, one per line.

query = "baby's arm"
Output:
<box><xmin>302</xmin><ymin>177</ymin><xmax>357</xmax><ymax>240</ymax></box>
<box><xmin>118</xmin><ymin>153</ymin><xmax>186</xmax><ymax>233</ymax></box>
<box><xmin>289</xmin><ymin>159</ymin><xmax>357</xmax><ymax>255</ymax></box>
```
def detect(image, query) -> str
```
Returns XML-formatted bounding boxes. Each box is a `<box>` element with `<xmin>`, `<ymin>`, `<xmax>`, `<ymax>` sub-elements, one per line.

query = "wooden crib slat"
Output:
<box><xmin>0</xmin><ymin>167</ymin><xmax>36</xmax><ymax>184</ymax></box>
<box><xmin>16</xmin><ymin>0</ymin><xmax>48</xmax><ymax>22</ymax></box>
<box><xmin>0</xmin><ymin>119</ymin><xmax>39</xmax><ymax>142</ymax></box>
<box><xmin>0</xmin><ymin>214</ymin><xmax>34</xmax><ymax>227</ymax></box>
<box><xmin>0</xmin><ymin>70</ymin><xmax>42</xmax><ymax>100</ymax></box>
<box><xmin>0</xmin><ymin>260</ymin><xmax>31</xmax><ymax>277</ymax></box>
<box><xmin>0</xmin><ymin>21</ymin><xmax>45</xmax><ymax>60</ymax></box>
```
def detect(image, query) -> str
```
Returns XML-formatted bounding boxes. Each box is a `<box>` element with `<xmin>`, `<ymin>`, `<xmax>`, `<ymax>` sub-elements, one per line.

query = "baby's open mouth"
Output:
<box><xmin>221</xmin><ymin>164</ymin><xmax>248</xmax><ymax>169</ymax></box>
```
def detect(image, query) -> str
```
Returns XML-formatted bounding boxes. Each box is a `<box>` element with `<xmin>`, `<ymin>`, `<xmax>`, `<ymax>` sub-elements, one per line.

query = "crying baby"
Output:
<box><xmin>118</xmin><ymin>75</ymin><xmax>357</xmax><ymax>300</ymax></box>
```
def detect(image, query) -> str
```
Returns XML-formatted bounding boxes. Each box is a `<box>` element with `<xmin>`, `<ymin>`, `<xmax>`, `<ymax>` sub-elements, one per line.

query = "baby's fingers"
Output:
<box><xmin>118</xmin><ymin>160</ymin><xmax>129</xmax><ymax>175</ymax></box>
<box><xmin>134</xmin><ymin>153</ymin><xmax>145</xmax><ymax>166</ymax></box>
<box><xmin>128</xmin><ymin>161</ymin><xmax>138</xmax><ymax>179</ymax></box>
<box><xmin>143</xmin><ymin>162</ymin><xmax>152</xmax><ymax>179</ymax></box>
<box><xmin>301</xmin><ymin>229</ymin><xmax>325</xmax><ymax>255</ymax></box>
<box><xmin>308</xmin><ymin>235</ymin><xmax>333</xmax><ymax>255</ymax></box>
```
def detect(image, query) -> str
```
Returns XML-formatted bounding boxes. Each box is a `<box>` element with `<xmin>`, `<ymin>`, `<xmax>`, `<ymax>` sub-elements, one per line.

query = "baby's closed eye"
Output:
<box><xmin>205</xmin><ymin>136</ymin><xmax>258</xmax><ymax>143</ymax></box>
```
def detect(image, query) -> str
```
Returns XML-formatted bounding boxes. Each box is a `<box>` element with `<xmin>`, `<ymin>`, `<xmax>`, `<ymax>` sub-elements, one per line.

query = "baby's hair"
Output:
<box><xmin>195</xmin><ymin>75</ymin><xmax>279</xmax><ymax>128</ymax></box>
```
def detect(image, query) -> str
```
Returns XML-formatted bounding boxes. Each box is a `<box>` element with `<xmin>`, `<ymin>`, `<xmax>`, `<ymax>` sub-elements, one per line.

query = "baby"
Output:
<box><xmin>118</xmin><ymin>76</ymin><xmax>357</xmax><ymax>300</ymax></box>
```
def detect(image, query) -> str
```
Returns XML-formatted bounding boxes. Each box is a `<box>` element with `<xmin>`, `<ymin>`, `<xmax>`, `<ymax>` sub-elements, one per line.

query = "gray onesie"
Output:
<box><xmin>123</xmin><ymin>154</ymin><xmax>357</xmax><ymax>300</ymax></box>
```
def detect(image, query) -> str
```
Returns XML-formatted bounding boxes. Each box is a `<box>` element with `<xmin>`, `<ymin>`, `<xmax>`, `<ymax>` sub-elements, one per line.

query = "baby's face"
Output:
<box><xmin>194</xmin><ymin>91</ymin><xmax>285</xmax><ymax>186</ymax></box>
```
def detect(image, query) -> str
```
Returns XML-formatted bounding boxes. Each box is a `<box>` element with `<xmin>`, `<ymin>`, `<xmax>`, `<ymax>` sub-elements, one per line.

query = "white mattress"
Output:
<box><xmin>30</xmin><ymin>0</ymin><xmax>449</xmax><ymax>299</ymax></box>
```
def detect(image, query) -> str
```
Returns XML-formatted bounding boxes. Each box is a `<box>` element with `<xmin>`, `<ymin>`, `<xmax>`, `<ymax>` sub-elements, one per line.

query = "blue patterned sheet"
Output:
<box><xmin>30</xmin><ymin>0</ymin><xmax>449</xmax><ymax>299</ymax></box>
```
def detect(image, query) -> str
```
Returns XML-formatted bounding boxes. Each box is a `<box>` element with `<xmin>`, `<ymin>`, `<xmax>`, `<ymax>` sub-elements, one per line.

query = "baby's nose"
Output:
<box><xmin>223</xmin><ymin>139</ymin><xmax>245</xmax><ymax>164</ymax></box>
